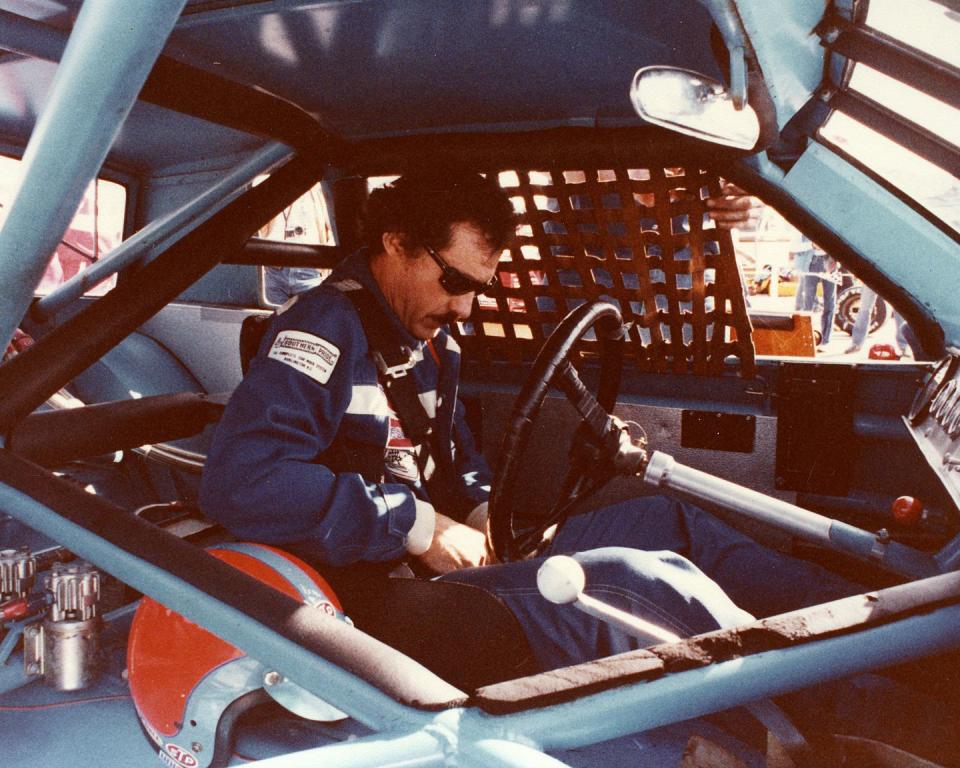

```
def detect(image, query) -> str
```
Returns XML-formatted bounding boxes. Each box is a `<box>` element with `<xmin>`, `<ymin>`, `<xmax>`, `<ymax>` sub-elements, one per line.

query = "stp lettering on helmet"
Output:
<box><xmin>161</xmin><ymin>743</ymin><xmax>198</xmax><ymax>768</ymax></box>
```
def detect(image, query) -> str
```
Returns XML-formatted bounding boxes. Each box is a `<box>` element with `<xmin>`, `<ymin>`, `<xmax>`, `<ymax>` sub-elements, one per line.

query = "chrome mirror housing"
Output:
<box><xmin>630</xmin><ymin>66</ymin><xmax>761</xmax><ymax>150</ymax></box>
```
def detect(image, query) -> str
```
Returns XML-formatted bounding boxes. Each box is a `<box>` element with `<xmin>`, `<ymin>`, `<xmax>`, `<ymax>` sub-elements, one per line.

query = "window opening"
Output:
<box><xmin>820</xmin><ymin>112</ymin><xmax>960</xmax><ymax>232</ymax></box>
<box><xmin>735</xmin><ymin>199</ymin><xmax>927</xmax><ymax>361</ymax></box>
<box><xmin>865</xmin><ymin>0</ymin><xmax>960</xmax><ymax>69</ymax></box>
<box><xmin>819</xmin><ymin>0</ymin><xmax>960</xmax><ymax>234</ymax></box>
<box><xmin>848</xmin><ymin>64</ymin><xmax>960</xmax><ymax>149</ymax></box>
<box><xmin>257</xmin><ymin>182</ymin><xmax>334</xmax><ymax>306</ymax></box>
<box><xmin>0</xmin><ymin>154</ymin><xmax>126</xmax><ymax>297</ymax></box>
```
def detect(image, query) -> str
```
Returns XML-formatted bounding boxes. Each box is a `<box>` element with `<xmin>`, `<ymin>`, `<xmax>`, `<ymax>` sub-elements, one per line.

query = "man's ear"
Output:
<box><xmin>382</xmin><ymin>231</ymin><xmax>412</xmax><ymax>259</ymax></box>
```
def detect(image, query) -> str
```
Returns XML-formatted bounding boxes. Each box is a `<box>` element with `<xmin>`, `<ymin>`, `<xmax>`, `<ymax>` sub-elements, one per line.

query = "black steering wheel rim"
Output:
<box><xmin>488</xmin><ymin>300</ymin><xmax>625</xmax><ymax>561</ymax></box>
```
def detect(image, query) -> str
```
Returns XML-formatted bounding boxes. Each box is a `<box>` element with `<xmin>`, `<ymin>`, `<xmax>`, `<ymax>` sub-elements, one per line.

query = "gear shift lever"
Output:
<box><xmin>537</xmin><ymin>555</ymin><xmax>681</xmax><ymax>644</ymax></box>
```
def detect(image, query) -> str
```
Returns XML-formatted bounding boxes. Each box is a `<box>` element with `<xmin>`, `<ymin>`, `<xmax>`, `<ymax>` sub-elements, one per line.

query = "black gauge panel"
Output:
<box><xmin>908</xmin><ymin>354</ymin><xmax>960</xmax><ymax>425</ymax></box>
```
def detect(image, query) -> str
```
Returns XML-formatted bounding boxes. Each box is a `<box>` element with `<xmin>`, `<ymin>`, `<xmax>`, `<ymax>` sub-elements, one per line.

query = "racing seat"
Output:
<box><xmin>239</xmin><ymin>312</ymin><xmax>271</xmax><ymax>374</ymax></box>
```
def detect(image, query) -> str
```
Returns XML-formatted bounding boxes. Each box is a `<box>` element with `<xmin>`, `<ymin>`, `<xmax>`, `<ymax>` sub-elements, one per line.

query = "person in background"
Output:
<box><xmin>794</xmin><ymin>233</ymin><xmax>838</xmax><ymax>349</ymax></box>
<box><xmin>262</xmin><ymin>186</ymin><xmax>331</xmax><ymax>305</ymax></box>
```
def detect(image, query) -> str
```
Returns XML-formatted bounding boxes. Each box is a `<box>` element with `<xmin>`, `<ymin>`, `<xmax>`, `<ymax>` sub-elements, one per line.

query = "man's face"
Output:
<box><xmin>378</xmin><ymin>221</ymin><xmax>501</xmax><ymax>340</ymax></box>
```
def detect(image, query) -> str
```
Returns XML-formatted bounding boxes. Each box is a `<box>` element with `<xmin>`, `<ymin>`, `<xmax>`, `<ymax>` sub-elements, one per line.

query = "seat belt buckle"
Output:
<box><xmin>372</xmin><ymin>347</ymin><xmax>418</xmax><ymax>380</ymax></box>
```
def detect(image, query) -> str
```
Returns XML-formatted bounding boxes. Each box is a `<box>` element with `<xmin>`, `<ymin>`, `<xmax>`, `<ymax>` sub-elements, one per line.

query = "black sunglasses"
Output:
<box><xmin>424</xmin><ymin>245</ymin><xmax>499</xmax><ymax>296</ymax></box>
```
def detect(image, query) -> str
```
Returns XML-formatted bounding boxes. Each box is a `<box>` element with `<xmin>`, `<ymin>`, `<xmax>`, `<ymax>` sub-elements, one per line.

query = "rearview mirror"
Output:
<box><xmin>630</xmin><ymin>66</ymin><xmax>760</xmax><ymax>150</ymax></box>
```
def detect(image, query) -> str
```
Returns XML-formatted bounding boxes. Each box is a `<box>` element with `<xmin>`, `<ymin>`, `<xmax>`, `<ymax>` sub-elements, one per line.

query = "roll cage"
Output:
<box><xmin>0</xmin><ymin>2</ymin><xmax>959</xmax><ymax>766</ymax></box>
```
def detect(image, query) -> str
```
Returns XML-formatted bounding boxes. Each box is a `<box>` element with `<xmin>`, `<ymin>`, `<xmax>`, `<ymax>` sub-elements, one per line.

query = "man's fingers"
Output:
<box><xmin>705</xmin><ymin>195</ymin><xmax>752</xmax><ymax>210</ymax></box>
<box><xmin>706</xmin><ymin>188</ymin><xmax>760</xmax><ymax>230</ymax></box>
<box><xmin>719</xmin><ymin>181</ymin><xmax>747</xmax><ymax>197</ymax></box>
<box><xmin>708</xmin><ymin>207</ymin><xmax>752</xmax><ymax>220</ymax></box>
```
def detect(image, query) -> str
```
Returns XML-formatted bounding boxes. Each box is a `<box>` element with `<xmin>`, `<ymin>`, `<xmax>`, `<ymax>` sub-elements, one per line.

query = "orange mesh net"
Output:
<box><xmin>453</xmin><ymin>166</ymin><xmax>755</xmax><ymax>377</ymax></box>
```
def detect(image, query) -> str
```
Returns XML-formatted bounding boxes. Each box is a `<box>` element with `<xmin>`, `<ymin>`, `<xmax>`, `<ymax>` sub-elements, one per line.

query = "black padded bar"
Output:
<box><xmin>346</xmin><ymin>127</ymin><xmax>741</xmax><ymax>177</ymax></box>
<box><xmin>227</xmin><ymin>239</ymin><xmax>348</xmax><ymax>267</ymax></box>
<box><xmin>0</xmin><ymin>448</ymin><xmax>466</xmax><ymax>710</ymax></box>
<box><xmin>143</xmin><ymin>55</ymin><xmax>345</xmax><ymax>154</ymax></box>
<box><xmin>474</xmin><ymin>571</ymin><xmax>960</xmax><ymax>714</ymax></box>
<box><xmin>7</xmin><ymin>392</ymin><xmax>225</xmax><ymax>467</ymax></box>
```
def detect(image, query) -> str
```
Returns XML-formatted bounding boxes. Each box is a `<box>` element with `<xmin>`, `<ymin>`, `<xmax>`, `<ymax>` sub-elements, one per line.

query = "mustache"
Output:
<box><xmin>430</xmin><ymin>312</ymin><xmax>464</xmax><ymax>326</ymax></box>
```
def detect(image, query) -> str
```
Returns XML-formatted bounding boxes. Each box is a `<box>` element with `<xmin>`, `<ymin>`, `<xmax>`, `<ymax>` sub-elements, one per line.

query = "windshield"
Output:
<box><xmin>818</xmin><ymin>0</ymin><xmax>960</xmax><ymax>235</ymax></box>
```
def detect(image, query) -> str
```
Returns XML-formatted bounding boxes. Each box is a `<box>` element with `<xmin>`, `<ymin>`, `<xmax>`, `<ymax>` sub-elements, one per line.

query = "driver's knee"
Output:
<box><xmin>572</xmin><ymin>547</ymin><xmax>753</xmax><ymax>638</ymax></box>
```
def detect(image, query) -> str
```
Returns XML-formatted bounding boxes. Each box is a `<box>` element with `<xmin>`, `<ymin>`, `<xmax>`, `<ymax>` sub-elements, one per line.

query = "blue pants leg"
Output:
<box><xmin>793</xmin><ymin>250</ymin><xmax>814</xmax><ymax>311</ymax></box>
<box><xmin>849</xmin><ymin>286</ymin><xmax>878</xmax><ymax>348</ymax></box>
<box><xmin>551</xmin><ymin>496</ymin><xmax>861</xmax><ymax>617</ymax></box>
<box><xmin>819</xmin><ymin>275</ymin><xmax>836</xmax><ymax>344</ymax></box>
<box><xmin>440</xmin><ymin>546</ymin><xmax>751</xmax><ymax>671</ymax></box>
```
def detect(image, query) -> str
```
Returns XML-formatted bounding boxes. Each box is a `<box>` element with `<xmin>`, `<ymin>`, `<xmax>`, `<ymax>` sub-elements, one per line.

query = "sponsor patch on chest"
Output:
<box><xmin>385</xmin><ymin>414</ymin><xmax>420</xmax><ymax>482</ymax></box>
<box><xmin>268</xmin><ymin>330</ymin><xmax>340</xmax><ymax>384</ymax></box>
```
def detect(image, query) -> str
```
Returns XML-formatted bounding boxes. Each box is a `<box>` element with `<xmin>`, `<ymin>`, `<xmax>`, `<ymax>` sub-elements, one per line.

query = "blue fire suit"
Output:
<box><xmin>201</xmin><ymin>255</ymin><xmax>489</xmax><ymax>565</ymax></box>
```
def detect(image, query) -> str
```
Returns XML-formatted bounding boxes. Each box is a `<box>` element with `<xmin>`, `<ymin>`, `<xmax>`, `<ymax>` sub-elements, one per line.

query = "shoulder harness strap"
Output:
<box><xmin>339</xmin><ymin>284</ymin><xmax>458</xmax><ymax>511</ymax></box>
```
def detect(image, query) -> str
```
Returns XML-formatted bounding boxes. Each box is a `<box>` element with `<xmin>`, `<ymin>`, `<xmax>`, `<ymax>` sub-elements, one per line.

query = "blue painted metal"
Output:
<box><xmin>0</xmin><ymin>0</ymin><xmax>188</xmax><ymax>356</ymax></box>
<box><xmin>827</xmin><ymin>520</ymin><xmax>940</xmax><ymax>578</ymax></box>
<box><xmin>0</xmin><ymin>651</ymin><xmax>29</xmax><ymax>696</ymax></box>
<box><xmin>461</xmin><ymin>739</ymin><xmax>575</xmax><ymax>768</ymax></box>
<box><xmin>697</xmin><ymin>0</ymin><xmax>750</xmax><ymax>107</ymax></box>
<box><xmin>0</xmin><ymin>9</ymin><xmax>267</xmax><ymax>173</ymax></box>
<box><xmin>219</xmin><ymin>591</ymin><xmax>960</xmax><ymax>765</ymax></box>
<box><xmin>242</xmin><ymin>729</ymin><xmax>445</xmax><ymax>767</ymax></box>
<box><xmin>163</xmin><ymin>0</ymin><xmax>721</xmax><ymax>141</ymax></box>
<box><xmin>33</xmin><ymin>142</ymin><xmax>292</xmax><ymax>321</ymax></box>
<box><xmin>643</xmin><ymin>451</ymin><xmax>939</xmax><ymax>579</ymax></box>
<box><xmin>734</xmin><ymin>0</ymin><xmax>826</xmax><ymax>128</ymax></box>
<box><xmin>0</xmin><ymin>618</ymin><xmax>26</xmax><ymax>665</ymax></box>
<box><xmin>175</xmin><ymin>0</ymin><xmax>362</xmax><ymax>29</ymax></box>
<box><xmin>935</xmin><ymin>531</ymin><xmax>960</xmax><ymax>571</ymax></box>
<box><xmin>0</xmin><ymin>480</ymin><xmax>439</xmax><ymax>733</ymax></box>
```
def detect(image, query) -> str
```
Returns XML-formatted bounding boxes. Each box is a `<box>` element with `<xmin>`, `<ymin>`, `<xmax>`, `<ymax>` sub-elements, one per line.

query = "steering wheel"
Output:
<box><xmin>488</xmin><ymin>300</ymin><xmax>629</xmax><ymax>562</ymax></box>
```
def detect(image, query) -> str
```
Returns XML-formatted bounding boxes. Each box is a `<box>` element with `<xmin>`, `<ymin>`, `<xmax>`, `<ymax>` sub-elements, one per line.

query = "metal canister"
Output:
<box><xmin>0</xmin><ymin>547</ymin><xmax>36</xmax><ymax>601</ymax></box>
<box><xmin>41</xmin><ymin>561</ymin><xmax>102</xmax><ymax>691</ymax></box>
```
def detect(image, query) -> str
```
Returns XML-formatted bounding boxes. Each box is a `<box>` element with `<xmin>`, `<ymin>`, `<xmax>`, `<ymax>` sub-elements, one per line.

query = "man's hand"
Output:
<box><xmin>415</xmin><ymin>512</ymin><xmax>494</xmax><ymax>575</ymax></box>
<box><xmin>706</xmin><ymin>183</ymin><xmax>757</xmax><ymax>230</ymax></box>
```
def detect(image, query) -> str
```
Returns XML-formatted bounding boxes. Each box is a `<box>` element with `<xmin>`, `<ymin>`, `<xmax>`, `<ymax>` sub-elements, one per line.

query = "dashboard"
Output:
<box><xmin>906</xmin><ymin>353</ymin><xmax>960</xmax><ymax>511</ymax></box>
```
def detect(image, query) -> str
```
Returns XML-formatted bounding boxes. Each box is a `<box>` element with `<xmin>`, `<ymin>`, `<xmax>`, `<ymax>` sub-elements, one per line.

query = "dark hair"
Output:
<box><xmin>361</xmin><ymin>168</ymin><xmax>517</xmax><ymax>255</ymax></box>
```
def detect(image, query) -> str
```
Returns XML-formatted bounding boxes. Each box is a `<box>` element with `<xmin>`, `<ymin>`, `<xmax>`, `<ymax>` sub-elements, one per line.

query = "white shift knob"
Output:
<box><xmin>537</xmin><ymin>555</ymin><xmax>586</xmax><ymax>604</ymax></box>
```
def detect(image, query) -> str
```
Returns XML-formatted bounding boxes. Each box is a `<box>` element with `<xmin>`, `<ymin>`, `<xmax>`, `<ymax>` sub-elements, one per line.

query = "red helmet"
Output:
<box><xmin>127</xmin><ymin>543</ymin><xmax>349</xmax><ymax>768</ymax></box>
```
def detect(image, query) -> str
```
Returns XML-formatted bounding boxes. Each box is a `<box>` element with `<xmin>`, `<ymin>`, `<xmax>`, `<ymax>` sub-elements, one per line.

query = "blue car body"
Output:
<box><xmin>0</xmin><ymin>1</ymin><xmax>958</xmax><ymax>766</ymax></box>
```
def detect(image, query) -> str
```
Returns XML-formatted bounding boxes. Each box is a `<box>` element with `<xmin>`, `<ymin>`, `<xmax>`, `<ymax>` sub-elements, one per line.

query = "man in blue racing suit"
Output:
<box><xmin>200</xmin><ymin>170</ymin><xmax>855</xmax><ymax>679</ymax></box>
